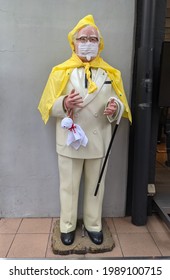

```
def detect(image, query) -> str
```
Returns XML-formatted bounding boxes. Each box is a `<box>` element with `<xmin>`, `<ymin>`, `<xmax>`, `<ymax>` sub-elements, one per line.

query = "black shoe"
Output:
<box><xmin>86</xmin><ymin>230</ymin><xmax>103</xmax><ymax>245</ymax></box>
<box><xmin>60</xmin><ymin>230</ymin><xmax>75</xmax><ymax>246</ymax></box>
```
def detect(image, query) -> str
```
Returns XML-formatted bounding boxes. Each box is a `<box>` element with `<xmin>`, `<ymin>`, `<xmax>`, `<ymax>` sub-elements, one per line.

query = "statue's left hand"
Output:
<box><xmin>104</xmin><ymin>99</ymin><xmax>118</xmax><ymax>116</ymax></box>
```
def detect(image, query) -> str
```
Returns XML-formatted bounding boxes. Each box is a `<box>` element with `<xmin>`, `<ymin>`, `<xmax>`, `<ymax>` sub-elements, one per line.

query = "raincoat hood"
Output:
<box><xmin>68</xmin><ymin>14</ymin><xmax>104</xmax><ymax>54</ymax></box>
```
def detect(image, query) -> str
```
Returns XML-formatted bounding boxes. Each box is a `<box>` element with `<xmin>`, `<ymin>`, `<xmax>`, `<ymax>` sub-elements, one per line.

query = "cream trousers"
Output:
<box><xmin>58</xmin><ymin>155</ymin><xmax>106</xmax><ymax>233</ymax></box>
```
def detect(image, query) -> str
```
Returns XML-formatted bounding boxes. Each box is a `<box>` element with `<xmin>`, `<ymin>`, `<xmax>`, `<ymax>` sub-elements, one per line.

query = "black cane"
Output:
<box><xmin>94</xmin><ymin>98</ymin><xmax>124</xmax><ymax>196</ymax></box>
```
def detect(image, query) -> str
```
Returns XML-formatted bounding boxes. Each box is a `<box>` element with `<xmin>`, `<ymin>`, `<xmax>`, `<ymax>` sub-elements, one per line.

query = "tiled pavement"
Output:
<box><xmin>0</xmin><ymin>214</ymin><xmax>170</xmax><ymax>259</ymax></box>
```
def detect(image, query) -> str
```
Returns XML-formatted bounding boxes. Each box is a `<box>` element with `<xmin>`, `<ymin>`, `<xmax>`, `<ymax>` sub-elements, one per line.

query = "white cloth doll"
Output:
<box><xmin>61</xmin><ymin>117</ymin><xmax>88</xmax><ymax>150</ymax></box>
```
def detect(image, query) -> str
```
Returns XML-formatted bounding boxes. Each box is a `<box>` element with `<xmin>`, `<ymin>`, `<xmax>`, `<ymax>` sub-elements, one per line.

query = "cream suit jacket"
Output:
<box><xmin>51</xmin><ymin>67</ymin><xmax>119</xmax><ymax>159</ymax></box>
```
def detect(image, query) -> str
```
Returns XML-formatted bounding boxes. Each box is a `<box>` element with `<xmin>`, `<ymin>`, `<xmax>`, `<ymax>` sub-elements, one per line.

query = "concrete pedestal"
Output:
<box><xmin>52</xmin><ymin>219</ymin><xmax>115</xmax><ymax>255</ymax></box>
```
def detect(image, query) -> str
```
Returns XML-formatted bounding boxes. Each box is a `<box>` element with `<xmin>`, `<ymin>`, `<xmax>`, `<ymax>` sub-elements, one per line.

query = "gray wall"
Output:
<box><xmin>0</xmin><ymin>0</ymin><xmax>135</xmax><ymax>217</ymax></box>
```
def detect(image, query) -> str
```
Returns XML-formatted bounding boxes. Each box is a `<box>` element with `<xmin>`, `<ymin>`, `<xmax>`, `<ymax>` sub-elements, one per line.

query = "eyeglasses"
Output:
<box><xmin>76</xmin><ymin>36</ymin><xmax>99</xmax><ymax>43</ymax></box>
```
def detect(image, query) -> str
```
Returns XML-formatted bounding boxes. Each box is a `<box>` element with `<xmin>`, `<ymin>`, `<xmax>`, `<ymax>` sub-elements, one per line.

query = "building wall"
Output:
<box><xmin>0</xmin><ymin>0</ymin><xmax>135</xmax><ymax>217</ymax></box>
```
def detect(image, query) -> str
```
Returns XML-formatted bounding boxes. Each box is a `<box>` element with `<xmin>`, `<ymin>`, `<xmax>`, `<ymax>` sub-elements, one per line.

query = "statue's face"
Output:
<box><xmin>74</xmin><ymin>26</ymin><xmax>99</xmax><ymax>62</ymax></box>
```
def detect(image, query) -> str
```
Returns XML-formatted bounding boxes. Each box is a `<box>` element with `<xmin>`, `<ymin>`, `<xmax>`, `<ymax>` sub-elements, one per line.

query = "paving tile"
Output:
<box><xmin>118</xmin><ymin>233</ymin><xmax>161</xmax><ymax>257</ymax></box>
<box><xmin>105</xmin><ymin>217</ymin><xmax>116</xmax><ymax>234</ymax></box>
<box><xmin>151</xmin><ymin>232</ymin><xmax>170</xmax><ymax>256</ymax></box>
<box><xmin>113</xmin><ymin>217</ymin><xmax>148</xmax><ymax>233</ymax></box>
<box><xmin>0</xmin><ymin>234</ymin><xmax>15</xmax><ymax>258</ymax></box>
<box><xmin>147</xmin><ymin>214</ymin><xmax>170</xmax><ymax>233</ymax></box>
<box><xmin>46</xmin><ymin>233</ymin><xmax>59</xmax><ymax>258</ymax></box>
<box><xmin>7</xmin><ymin>234</ymin><xmax>49</xmax><ymax>258</ymax></box>
<box><xmin>18</xmin><ymin>218</ymin><xmax>52</xmax><ymax>233</ymax></box>
<box><xmin>0</xmin><ymin>219</ymin><xmax>22</xmax><ymax>233</ymax></box>
<box><xmin>1</xmin><ymin>216</ymin><xmax>169</xmax><ymax>259</ymax></box>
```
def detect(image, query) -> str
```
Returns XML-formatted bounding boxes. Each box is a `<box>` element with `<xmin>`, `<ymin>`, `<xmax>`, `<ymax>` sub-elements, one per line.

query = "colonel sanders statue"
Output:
<box><xmin>38</xmin><ymin>15</ymin><xmax>131</xmax><ymax>246</ymax></box>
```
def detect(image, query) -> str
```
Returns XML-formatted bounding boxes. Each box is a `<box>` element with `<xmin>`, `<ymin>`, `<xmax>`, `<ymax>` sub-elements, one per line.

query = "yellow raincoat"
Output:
<box><xmin>38</xmin><ymin>15</ymin><xmax>132</xmax><ymax>124</ymax></box>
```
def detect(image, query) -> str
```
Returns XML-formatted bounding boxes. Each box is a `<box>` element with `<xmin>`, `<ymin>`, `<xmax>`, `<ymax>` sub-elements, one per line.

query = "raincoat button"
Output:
<box><xmin>93</xmin><ymin>129</ymin><xmax>97</xmax><ymax>134</ymax></box>
<box><xmin>94</xmin><ymin>112</ymin><xmax>98</xmax><ymax>117</ymax></box>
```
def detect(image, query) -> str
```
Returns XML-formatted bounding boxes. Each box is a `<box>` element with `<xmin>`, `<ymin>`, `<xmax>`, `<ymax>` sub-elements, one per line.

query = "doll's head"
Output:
<box><xmin>61</xmin><ymin>117</ymin><xmax>73</xmax><ymax>129</ymax></box>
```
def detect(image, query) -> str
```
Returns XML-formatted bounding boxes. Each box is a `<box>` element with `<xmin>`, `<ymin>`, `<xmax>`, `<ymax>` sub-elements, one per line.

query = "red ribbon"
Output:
<box><xmin>69</xmin><ymin>124</ymin><xmax>76</xmax><ymax>133</ymax></box>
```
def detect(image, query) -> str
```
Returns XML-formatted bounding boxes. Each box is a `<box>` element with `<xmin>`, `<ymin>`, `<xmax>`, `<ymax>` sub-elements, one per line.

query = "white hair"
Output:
<box><xmin>72</xmin><ymin>25</ymin><xmax>101</xmax><ymax>44</ymax></box>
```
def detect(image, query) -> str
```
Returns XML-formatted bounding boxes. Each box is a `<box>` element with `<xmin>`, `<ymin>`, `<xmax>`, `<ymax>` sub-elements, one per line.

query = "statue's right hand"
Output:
<box><xmin>64</xmin><ymin>89</ymin><xmax>83</xmax><ymax>110</ymax></box>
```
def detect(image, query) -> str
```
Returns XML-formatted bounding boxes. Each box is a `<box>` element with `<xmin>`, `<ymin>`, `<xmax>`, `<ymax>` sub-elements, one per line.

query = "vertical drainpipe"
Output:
<box><xmin>131</xmin><ymin>0</ymin><xmax>156</xmax><ymax>225</ymax></box>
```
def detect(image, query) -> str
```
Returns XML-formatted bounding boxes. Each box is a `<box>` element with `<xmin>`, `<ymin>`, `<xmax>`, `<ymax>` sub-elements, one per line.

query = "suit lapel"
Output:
<box><xmin>76</xmin><ymin>68</ymin><xmax>107</xmax><ymax>111</ymax></box>
<box><xmin>69</xmin><ymin>68</ymin><xmax>86</xmax><ymax>97</ymax></box>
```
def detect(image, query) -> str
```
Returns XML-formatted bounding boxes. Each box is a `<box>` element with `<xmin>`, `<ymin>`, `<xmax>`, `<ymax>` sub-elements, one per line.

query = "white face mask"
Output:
<box><xmin>77</xmin><ymin>42</ymin><xmax>99</xmax><ymax>61</ymax></box>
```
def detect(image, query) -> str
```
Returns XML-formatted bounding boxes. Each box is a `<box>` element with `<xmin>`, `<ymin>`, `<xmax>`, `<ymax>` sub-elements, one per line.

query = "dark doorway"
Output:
<box><xmin>153</xmin><ymin>41</ymin><xmax>170</xmax><ymax>229</ymax></box>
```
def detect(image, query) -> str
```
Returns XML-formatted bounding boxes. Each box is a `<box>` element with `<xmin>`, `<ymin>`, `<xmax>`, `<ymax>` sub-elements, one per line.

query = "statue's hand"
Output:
<box><xmin>104</xmin><ymin>98</ymin><xmax>118</xmax><ymax>116</ymax></box>
<box><xmin>64</xmin><ymin>89</ymin><xmax>83</xmax><ymax>110</ymax></box>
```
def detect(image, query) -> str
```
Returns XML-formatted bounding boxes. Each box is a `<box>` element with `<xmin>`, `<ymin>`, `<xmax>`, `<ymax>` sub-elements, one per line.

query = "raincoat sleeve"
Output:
<box><xmin>117</xmin><ymin>78</ymin><xmax>132</xmax><ymax>123</ymax></box>
<box><xmin>107</xmin><ymin>71</ymin><xmax>132</xmax><ymax>123</ymax></box>
<box><xmin>50</xmin><ymin>95</ymin><xmax>66</xmax><ymax>118</ymax></box>
<box><xmin>38</xmin><ymin>69</ymin><xmax>70</xmax><ymax>124</ymax></box>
